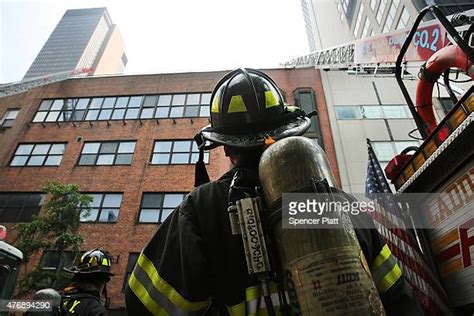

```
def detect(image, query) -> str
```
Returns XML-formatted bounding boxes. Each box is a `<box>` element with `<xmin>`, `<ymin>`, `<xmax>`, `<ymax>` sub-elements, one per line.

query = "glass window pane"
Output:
<box><xmin>100</xmin><ymin>143</ymin><xmax>118</xmax><ymax>154</ymax></box>
<box><xmin>44</xmin><ymin>155</ymin><xmax>62</xmax><ymax>166</ymax></box>
<box><xmin>201</xmin><ymin>93</ymin><xmax>211</xmax><ymax>104</ymax></box>
<box><xmin>115</xmin><ymin>154</ymin><xmax>133</xmax><ymax>164</ymax></box>
<box><xmin>128</xmin><ymin>96</ymin><xmax>142</xmax><ymax>108</ymax></box>
<box><xmin>79</xmin><ymin>154</ymin><xmax>97</xmax><ymax>165</ymax></box>
<box><xmin>160</xmin><ymin>209</ymin><xmax>174</xmax><ymax>222</ymax></box>
<box><xmin>45</xmin><ymin>111</ymin><xmax>60</xmax><ymax>122</ymax></box>
<box><xmin>39</xmin><ymin>100</ymin><xmax>53</xmax><ymax>111</ymax></box>
<box><xmin>118</xmin><ymin>142</ymin><xmax>136</xmax><ymax>153</ymax></box>
<box><xmin>171</xmin><ymin>153</ymin><xmax>189</xmax><ymax>164</ymax></box>
<box><xmin>155</xmin><ymin>107</ymin><xmax>169</xmax><ymax>118</ymax></box>
<box><xmin>98</xmin><ymin>109</ymin><xmax>112</xmax><ymax>120</ymax></box>
<box><xmin>125</xmin><ymin>108</ymin><xmax>139</xmax><ymax>119</ymax></box>
<box><xmin>50</xmin><ymin>100</ymin><xmax>64</xmax><ymax>111</ymax></box>
<box><xmin>190</xmin><ymin>153</ymin><xmax>199</xmax><ymax>164</ymax></box>
<box><xmin>172</xmin><ymin>94</ymin><xmax>186</xmax><ymax>106</ymax></box>
<box><xmin>10</xmin><ymin>156</ymin><xmax>28</xmax><ymax>166</ymax></box>
<box><xmin>169</xmin><ymin>107</ymin><xmax>184</xmax><ymax>118</ymax></box>
<box><xmin>394</xmin><ymin>141</ymin><xmax>418</xmax><ymax>153</ymax></box>
<box><xmin>204</xmin><ymin>152</ymin><xmax>210</xmax><ymax>163</ymax></box>
<box><xmin>158</xmin><ymin>95</ymin><xmax>172</xmax><ymax>106</ymax></box>
<box><xmin>97</xmin><ymin>154</ymin><xmax>115</xmax><ymax>165</ymax></box>
<box><xmin>50</xmin><ymin>144</ymin><xmax>65</xmax><ymax>154</ymax></box>
<box><xmin>89</xmin><ymin>98</ymin><xmax>104</xmax><ymax>109</ymax></box>
<box><xmin>184</xmin><ymin>106</ymin><xmax>199</xmax><ymax>117</ymax></box>
<box><xmin>99</xmin><ymin>209</ymin><xmax>119</xmax><ymax>222</ymax></box>
<box><xmin>139</xmin><ymin>209</ymin><xmax>160</xmax><ymax>223</ymax></box>
<box><xmin>187</xmin><ymin>94</ymin><xmax>200</xmax><ymax>105</ymax></box>
<box><xmin>142</xmin><ymin>194</ymin><xmax>163</xmax><ymax>208</ymax></box>
<box><xmin>76</xmin><ymin>98</ymin><xmax>89</xmax><ymax>109</ymax></box>
<box><xmin>27</xmin><ymin>155</ymin><xmax>46</xmax><ymax>166</ymax></box>
<box><xmin>115</xmin><ymin>97</ymin><xmax>129</xmax><ymax>108</ymax></box>
<box><xmin>372</xmin><ymin>143</ymin><xmax>395</xmax><ymax>161</ymax></box>
<box><xmin>140</xmin><ymin>108</ymin><xmax>154</xmax><ymax>119</ymax></box>
<box><xmin>85</xmin><ymin>110</ymin><xmax>99</xmax><ymax>121</ymax></box>
<box><xmin>361</xmin><ymin>106</ymin><xmax>383</xmax><ymax>118</ymax></box>
<box><xmin>173</xmin><ymin>141</ymin><xmax>191</xmax><ymax>152</ymax></box>
<box><xmin>103</xmin><ymin>194</ymin><xmax>122</xmax><ymax>207</ymax></box>
<box><xmin>6</xmin><ymin>110</ymin><xmax>19</xmax><ymax>119</ymax></box>
<box><xmin>89</xmin><ymin>194</ymin><xmax>103</xmax><ymax>207</ymax></box>
<box><xmin>383</xmin><ymin>106</ymin><xmax>409</xmax><ymax>118</ymax></box>
<box><xmin>335</xmin><ymin>106</ymin><xmax>361</xmax><ymax>119</ymax></box>
<box><xmin>163</xmin><ymin>194</ymin><xmax>184</xmax><ymax>208</ymax></box>
<box><xmin>112</xmin><ymin>109</ymin><xmax>126</xmax><ymax>120</ymax></box>
<box><xmin>72</xmin><ymin>110</ymin><xmax>85</xmax><ymax>121</ymax></box>
<box><xmin>33</xmin><ymin>112</ymin><xmax>47</xmax><ymax>122</ymax></box>
<box><xmin>143</xmin><ymin>96</ymin><xmax>158</xmax><ymax>107</ymax></box>
<box><xmin>80</xmin><ymin>208</ymin><xmax>98</xmax><ymax>222</ymax></box>
<box><xmin>199</xmin><ymin>106</ymin><xmax>210</xmax><ymax>117</ymax></box>
<box><xmin>154</xmin><ymin>141</ymin><xmax>172</xmax><ymax>152</ymax></box>
<box><xmin>16</xmin><ymin>144</ymin><xmax>34</xmax><ymax>155</ymax></box>
<box><xmin>102</xmin><ymin>98</ymin><xmax>116</xmax><ymax>108</ymax></box>
<box><xmin>40</xmin><ymin>251</ymin><xmax>60</xmax><ymax>269</ymax></box>
<box><xmin>82</xmin><ymin>143</ymin><xmax>100</xmax><ymax>154</ymax></box>
<box><xmin>151</xmin><ymin>153</ymin><xmax>170</xmax><ymax>164</ymax></box>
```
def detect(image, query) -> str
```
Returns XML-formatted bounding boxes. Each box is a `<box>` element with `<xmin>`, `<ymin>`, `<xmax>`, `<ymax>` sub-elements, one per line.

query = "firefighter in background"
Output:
<box><xmin>61</xmin><ymin>249</ymin><xmax>114</xmax><ymax>315</ymax></box>
<box><xmin>125</xmin><ymin>68</ymin><xmax>421</xmax><ymax>315</ymax></box>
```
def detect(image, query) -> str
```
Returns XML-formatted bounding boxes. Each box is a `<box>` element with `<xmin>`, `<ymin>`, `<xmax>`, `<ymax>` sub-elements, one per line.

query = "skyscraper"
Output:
<box><xmin>23</xmin><ymin>7</ymin><xmax>127</xmax><ymax>79</ymax></box>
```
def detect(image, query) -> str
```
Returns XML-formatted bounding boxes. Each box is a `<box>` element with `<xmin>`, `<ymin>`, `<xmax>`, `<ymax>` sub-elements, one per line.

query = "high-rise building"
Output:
<box><xmin>0</xmin><ymin>68</ymin><xmax>335</xmax><ymax>312</ymax></box>
<box><xmin>298</xmin><ymin>0</ymin><xmax>472</xmax><ymax>193</ymax></box>
<box><xmin>23</xmin><ymin>7</ymin><xmax>127</xmax><ymax>79</ymax></box>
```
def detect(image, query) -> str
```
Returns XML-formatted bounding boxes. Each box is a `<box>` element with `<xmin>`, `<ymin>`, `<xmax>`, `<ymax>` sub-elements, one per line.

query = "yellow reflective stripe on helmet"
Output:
<box><xmin>102</xmin><ymin>258</ymin><xmax>110</xmax><ymax>266</ymax></box>
<box><xmin>128</xmin><ymin>272</ymin><xmax>169</xmax><ymax>316</ymax></box>
<box><xmin>264</xmin><ymin>91</ymin><xmax>278</xmax><ymax>108</ymax></box>
<box><xmin>376</xmin><ymin>262</ymin><xmax>402</xmax><ymax>294</ymax></box>
<box><xmin>372</xmin><ymin>244</ymin><xmax>391</xmax><ymax>269</ymax></box>
<box><xmin>227</xmin><ymin>95</ymin><xmax>247</xmax><ymax>113</ymax></box>
<box><xmin>211</xmin><ymin>96</ymin><xmax>219</xmax><ymax>113</ymax></box>
<box><xmin>226</xmin><ymin>301</ymin><xmax>245</xmax><ymax>316</ymax></box>
<box><xmin>137</xmin><ymin>253</ymin><xmax>210</xmax><ymax>311</ymax></box>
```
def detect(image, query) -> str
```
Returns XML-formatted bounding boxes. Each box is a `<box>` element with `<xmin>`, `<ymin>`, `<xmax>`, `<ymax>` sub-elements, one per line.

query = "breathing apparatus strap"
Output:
<box><xmin>193</xmin><ymin>133</ymin><xmax>219</xmax><ymax>187</ymax></box>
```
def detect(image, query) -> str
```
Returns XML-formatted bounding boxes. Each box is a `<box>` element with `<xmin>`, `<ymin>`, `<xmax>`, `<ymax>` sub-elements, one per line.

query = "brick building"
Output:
<box><xmin>0</xmin><ymin>68</ymin><xmax>338</xmax><ymax>312</ymax></box>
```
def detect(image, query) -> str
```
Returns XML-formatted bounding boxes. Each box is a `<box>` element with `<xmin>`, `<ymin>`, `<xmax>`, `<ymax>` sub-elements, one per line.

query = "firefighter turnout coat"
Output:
<box><xmin>125</xmin><ymin>166</ymin><xmax>419</xmax><ymax>315</ymax></box>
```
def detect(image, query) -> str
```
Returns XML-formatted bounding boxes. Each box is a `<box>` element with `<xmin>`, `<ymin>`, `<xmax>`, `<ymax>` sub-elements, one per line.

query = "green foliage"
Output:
<box><xmin>14</xmin><ymin>181</ymin><xmax>92</xmax><ymax>295</ymax></box>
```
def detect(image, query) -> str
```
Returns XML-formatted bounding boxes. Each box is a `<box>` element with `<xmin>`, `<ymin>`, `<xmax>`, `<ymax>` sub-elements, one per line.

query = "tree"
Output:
<box><xmin>14</xmin><ymin>181</ymin><xmax>92</xmax><ymax>296</ymax></box>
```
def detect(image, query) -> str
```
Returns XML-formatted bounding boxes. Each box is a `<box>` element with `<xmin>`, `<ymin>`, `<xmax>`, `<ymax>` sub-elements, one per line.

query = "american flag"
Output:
<box><xmin>365</xmin><ymin>140</ymin><xmax>452</xmax><ymax>315</ymax></box>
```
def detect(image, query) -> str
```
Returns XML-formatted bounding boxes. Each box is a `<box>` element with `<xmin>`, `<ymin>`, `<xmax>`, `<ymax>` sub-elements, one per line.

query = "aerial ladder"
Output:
<box><xmin>281</xmin><ymin>5</ymin><xmax>473</xmax><ymax>314</ymax></box>
<box><xmin>0</xmin><ymin>67</ymin><xmax>93</xmax><ymax>98</ymax></box>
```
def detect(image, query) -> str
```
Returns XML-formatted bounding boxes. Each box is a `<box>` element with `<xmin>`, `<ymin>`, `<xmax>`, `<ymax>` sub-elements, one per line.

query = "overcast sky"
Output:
<box><xmin>0</xmin><ymin>0</ymin><xmax>310</xmax><ymax>83</ymax></box>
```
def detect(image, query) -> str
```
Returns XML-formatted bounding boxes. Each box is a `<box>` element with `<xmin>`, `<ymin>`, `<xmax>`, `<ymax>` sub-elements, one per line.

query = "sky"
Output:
<box><xmin>0</xmin><ymin>0</ymin><xmax>310</xmax><ymax>83</ymax></box>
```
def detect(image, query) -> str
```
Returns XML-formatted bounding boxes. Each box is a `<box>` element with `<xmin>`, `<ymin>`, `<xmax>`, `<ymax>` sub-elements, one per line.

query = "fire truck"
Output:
<box><xmin>284</xmin><ymin>5</ymin><xmax>473</xmax><ymax>314</ymax></box>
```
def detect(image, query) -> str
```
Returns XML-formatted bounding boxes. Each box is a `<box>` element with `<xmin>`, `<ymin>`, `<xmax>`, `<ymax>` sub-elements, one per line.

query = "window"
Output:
<box><xmin>78</xmin><ymin>141</ymin><xmax>136</xmax><ymax>166</ymax></box>
<box><xmin>372</xmin><ymin>140</ymin><xmax>419</xmax><ymax>169</ymax></box>
<box><xmin>1</xmin><ymin>109</ymin><xmax>19</xmax><ymax>128</ymax></box>
<box><xmin>151</xmin><ymin>140</ymin><xmax>209</xmax><ymax>165</ymax></box>
<box><xmin>39</xmin><ymin>250</ymin><xmax>79</xmax><ymax>271</ymax></box>
<box><xmin>0</xmin><ymin>193</ymin><xmax>44</xmax><ymax>222</ymax></box>
<box><xmin>376</xmin><ymin>0</ymin><xmax>387</xmax><ymax>24</ymax></box>
<box><xmin>382</xmin><ymin>0</ymin><xmax>400</xmax><ymax>33</ymax></box>
<box><xmin>10</xmin><ymin>143</ymin><xmax>66</xmax><ymax>167</ymax></box>
<box><xmin>362</xmin><ymin>17</ymin><xmax>371</xmax><ymax>38</ymax></box>
<box><xmin>370</xmin><ymin>0</ymin><xmax>377</xmax><ymax>11</ymax></box>
<box><xmin>122</xmin><ymin>253</ymin><xmax>139</xmax><ymax>292</ymax></box>
<box><xmin>353</xmin><ymin>3</ymin><xmax>364</xmax><ymax>38</ymax></box>
<box><xmin>80</xmin><ymin>193</ymin><xmax>122</xmax><ymax>223</ymax></box>
<box><xmin>396</xmin><ymin>6</ymin><xmax>410</xmax><ymax>30</ymax></box>
<box><xmin>32</xmin><ymin>93</ymin><xmax>212</xmax><ymax>123</ymax></box>
<box><xmin>138</xmin><ymin>193</ymin><xmax>186</xmax><ymax>223</ymax></box>
<box><xmin>335</xmin><ymin>105</ymin><xmax>411</xmax><ymax>119</ymax></box>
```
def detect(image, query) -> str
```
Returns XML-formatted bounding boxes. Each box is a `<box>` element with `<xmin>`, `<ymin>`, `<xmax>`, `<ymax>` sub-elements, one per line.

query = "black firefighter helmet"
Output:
<box><xmin>193</xmin><ymin>68</ymin><xmax>311</xmax><ymax>185</ymax></box>
<box><xmin>64</xmin><ymin>249</ymin><xmax>114</xmax><ymax>280</ymax></box>
<box><xmin>199</xmin><ymin>68</ymin><xmax>311</xmax><ymax>148</ymax></box>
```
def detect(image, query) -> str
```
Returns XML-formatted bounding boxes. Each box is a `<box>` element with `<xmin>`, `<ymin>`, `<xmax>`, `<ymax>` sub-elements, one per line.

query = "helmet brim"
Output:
<box><xmin>201</xmin><ymin>116</ymin><xmax>311</xmax><ymax>147</ymax></box>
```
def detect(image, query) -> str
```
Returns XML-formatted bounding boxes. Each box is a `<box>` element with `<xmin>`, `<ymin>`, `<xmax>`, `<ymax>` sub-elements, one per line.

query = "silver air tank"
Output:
<box><xmin>259</xmin><ymin>136</ymin><xmax>385</xmax><ymax>315</ymax></box>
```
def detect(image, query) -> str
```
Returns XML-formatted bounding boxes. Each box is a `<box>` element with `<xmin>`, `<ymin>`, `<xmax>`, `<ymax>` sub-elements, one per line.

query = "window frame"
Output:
<box><xmin>39</xmin><ymin>250</ymin><xmax>81</xmax><ymax>272</ymax></box>
<box><xmin>137</xmin><ymin>192</ymin><xmax>187</xmax><ymax>224</ymax></box>
<box><xmin>79</xmin><ymin>192</ymin><xmax>122</xmax><ymax>223</ymax></box>
<box><xmin>0</xmin><ymin>109</ymin><xmax>20</xmax><ymax>128</ymax></box>
<box><xmin>9</xmin><ymin>142</ymin><xmax>67</xmax><ymax>167</ymax></box>
<box><xmin>0</xmin><ymin>192</ymin><xmax>44</xmax><ymax>222</ymax></box>
<box><xmin>77</xmin><ymin>140</ymin><xmax>136</xmax><ymax>166</ymax></box>
<box><xmin>150</xmin><ymin>140</ymin><xmax>209</xmax><ymax>165</ymax></box>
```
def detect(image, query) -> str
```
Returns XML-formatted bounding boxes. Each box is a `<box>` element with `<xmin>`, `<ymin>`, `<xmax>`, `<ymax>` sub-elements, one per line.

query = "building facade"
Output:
<box><xmin>23</xmin><ymin>8</ymin><xmax>127</xmax><ymax>80</ymax></box>
<box><xmin>298</xmin><ymin>0</ymin><xmax>472</xmax><ymax>192</ymax></box>
<box><xmin>0</xmin><ymin>68</ymin><xmax>337</xmax><ymax>312</ymax></box>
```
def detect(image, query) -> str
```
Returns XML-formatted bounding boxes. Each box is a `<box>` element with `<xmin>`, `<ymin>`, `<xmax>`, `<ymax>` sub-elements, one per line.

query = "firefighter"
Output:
<box><xmin>125</xmin><ymin>68</ymin><xmax>421</xmax><ymax>315</ymax></box>
<box><xmin>61</xmin><ymin>249</ymin><xmax>113</xmax><ymax>315</ymax></box>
